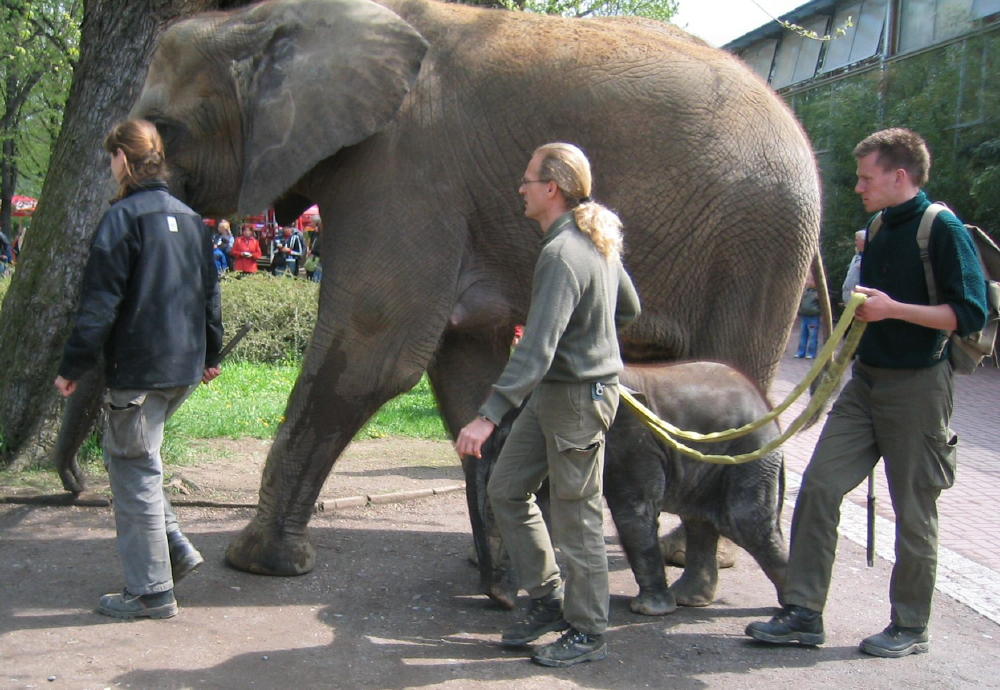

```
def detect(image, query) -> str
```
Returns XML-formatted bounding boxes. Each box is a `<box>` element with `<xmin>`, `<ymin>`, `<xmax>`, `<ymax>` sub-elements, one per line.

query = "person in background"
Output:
<box><xmin>271</xmin><ymin>225</ymin><xmax>304</xmax><ymax>277</ymax></box>
<box><xmin>53</xmin><ymin>118</ymin><xmax>223</xmax><ymax>620</ymax></box>
<box><xmin>842</xmin><ymin>228</ymin><xmax>867</xmax><ymax>305</ymax></box>
<box><xmin>233</xmin><ymin>225</ymin><xmax>262</xmax><ymax>275</ymax></box>
<box><xmin>795</xmin><ymin>276</ymin><xmax>821</xmax><ymax>359</ymax></box>
<box><xmin>213</xmin><ymin>219</ymin><xmax>235</xmax><ymax>273</ymax></box>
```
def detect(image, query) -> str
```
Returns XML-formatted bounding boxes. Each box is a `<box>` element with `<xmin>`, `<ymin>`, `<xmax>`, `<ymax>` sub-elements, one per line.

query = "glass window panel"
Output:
<box><xmin>935</xmin><ymin>0</ymin><xmax>974</xmax><ymax>41</ymax></box>
<box><xmin>899</xmin><ymin>0</ymin><xmax>937</xmax><ymax>52</ymax></box>
<box><xmin>821</xmin><ymin>2</ymin><xmax>862</xmax><ymax>71</ymax></box>
<box><xmin>771</xmin><ymin>33</ymin><xmax>803</xmax><ymax>88</ymax></box>
<box><xmin>972</xmin><ymin>0</ymin><xmax>1000</xmax><ymax>18</ymax></box>
<box><xmin>792</xmin><ymin>16</ymin><xmax>830</xmax><ymax>82</ymax></box>
<box><xmin>850</xmin><ymin>0</ymin><xmax>887</xmax><ymax>62</ymax></box>
<box><xmin>740</xmin><ymin>39</ymin><xmax>779</xmax><ymax>82</ymax></box>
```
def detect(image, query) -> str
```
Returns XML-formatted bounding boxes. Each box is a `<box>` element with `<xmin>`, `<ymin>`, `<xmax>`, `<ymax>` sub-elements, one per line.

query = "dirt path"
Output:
<box><xmin>2</xmin><ymin>439</ymin><xmax>999</xmax><ymax>688</ymax></box>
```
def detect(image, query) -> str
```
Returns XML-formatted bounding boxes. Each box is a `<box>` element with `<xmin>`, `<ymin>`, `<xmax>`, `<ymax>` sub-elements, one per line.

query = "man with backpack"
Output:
<box><xmin>746</xmin><ymin>128</ymin><xmax>988</xmax><ymax>658</ymax></box>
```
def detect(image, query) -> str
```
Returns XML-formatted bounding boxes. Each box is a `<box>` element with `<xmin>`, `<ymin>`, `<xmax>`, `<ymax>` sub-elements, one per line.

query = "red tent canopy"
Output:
<box><xmin>12</xmin><ymin>195</ymin><xmax>37</xmax><ymax>217</ymax></box>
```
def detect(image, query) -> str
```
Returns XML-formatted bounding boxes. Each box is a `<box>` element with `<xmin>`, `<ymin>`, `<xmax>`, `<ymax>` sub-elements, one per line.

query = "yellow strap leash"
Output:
<box><xmin>619</xmin><ymin>292</ymin><xmax>869</xmax><ymax>464</ymax></box>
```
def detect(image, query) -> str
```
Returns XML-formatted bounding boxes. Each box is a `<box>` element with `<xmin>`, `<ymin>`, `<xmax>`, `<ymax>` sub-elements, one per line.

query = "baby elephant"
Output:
<box><xmin>483</xmin><ymin>361</ymin><xmax>787</xmax><ymax>616</ymax></box>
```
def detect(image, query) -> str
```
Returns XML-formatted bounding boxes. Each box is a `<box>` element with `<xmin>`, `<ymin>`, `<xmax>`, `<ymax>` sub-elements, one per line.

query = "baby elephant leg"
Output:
<box><xmin>669</xmin><ymin>518</ymin><xmax>720</xmax><ymax>607</ymax></box>
<box><xmin>607</xmin><ymin>492</ymin><xmax>677</xmax><ymax>616</ymax></box>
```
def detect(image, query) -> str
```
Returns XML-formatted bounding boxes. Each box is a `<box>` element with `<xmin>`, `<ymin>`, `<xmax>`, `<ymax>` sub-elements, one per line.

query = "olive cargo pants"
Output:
<box><xmin>783</xmin><ymin>361</ymin><xmax>957</xmax><ymax>628</ymax></box>
<box><xmin>488</xmin><ymin>381</ymin><xmax>618</xmax><ymax>635</ymax></box>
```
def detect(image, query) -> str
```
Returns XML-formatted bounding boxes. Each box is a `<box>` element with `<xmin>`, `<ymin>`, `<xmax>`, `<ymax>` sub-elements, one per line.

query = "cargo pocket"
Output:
<box><xmin>104</xmin><ymin>391</ymin><xmax>149</xmax><ymax>461</ymax></box>
<box><xmin>551</xmin><ymin>430</ymin><xmax>604</xmax><ymax>500</ymax></box>
<box><xmin>920</xmin><ymin>428</ymin><xmax>958</xmax><ymax>490</ymax></box>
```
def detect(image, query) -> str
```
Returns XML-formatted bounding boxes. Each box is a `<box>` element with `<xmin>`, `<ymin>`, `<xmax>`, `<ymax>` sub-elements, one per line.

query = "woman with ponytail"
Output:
<box><xmin>457</xmin><ymin>142</ymin><xmax>640</xmax><ymax>667</ymax></box>
<box><xmin>54</xmin><ymin>119</ymin><xmax>224</xmax><ymax>619</ymax></box>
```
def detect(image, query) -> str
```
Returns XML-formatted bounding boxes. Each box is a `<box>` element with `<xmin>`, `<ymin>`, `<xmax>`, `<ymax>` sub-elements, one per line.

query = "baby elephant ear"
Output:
<box><xmin>238</xmin><ymin>0</ymin><xmax>428</xmax><ymax>214</ymax></box>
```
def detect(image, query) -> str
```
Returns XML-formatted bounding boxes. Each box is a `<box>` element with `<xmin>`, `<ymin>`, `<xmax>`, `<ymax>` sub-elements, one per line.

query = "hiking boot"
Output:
<box><xmin>860</xmin><ymin>624</ymin><xmax>929</xmax><ymax>658</ymax></box>
<box><xmin>532</xmin><ymin>627</ymin><xmax>607</xmax><ymax>667</ymax></box>
<box><xmin>500</xmin><ymin>591</ymin><xmax>568</xmax><ymax>647</ymax></box>
<box><xmin>745</xmin><ymin>605</ymin><xmax>825</xmax><ymax>646</ymax></box>
<box><xmin>168</xmin><ymin>530</ymin><xmax>204</xmax><ymax>584</ymax></box>
<box><xmin>97</xmin><ymin>589</ymin><xmax>178</xmax><ymax>620</ymax></box>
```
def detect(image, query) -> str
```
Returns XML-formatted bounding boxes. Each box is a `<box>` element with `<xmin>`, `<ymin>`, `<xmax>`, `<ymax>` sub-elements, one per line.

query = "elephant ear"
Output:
<box><xmin>228</xmin><ymin>0</ymin><xmax>428</xmax><ymax>214</ymax></box>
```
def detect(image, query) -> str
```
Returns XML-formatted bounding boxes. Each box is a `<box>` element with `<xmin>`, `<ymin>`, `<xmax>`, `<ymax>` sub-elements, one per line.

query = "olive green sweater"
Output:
<box><xmin>479</xmin><ymin>212</ymin><xmax>641</xmax><ymax>423</ymax></box>
<box><xmin>858</xmin><ymin>191</ymin><xmax>988</xmax><ymax>369</ymax></box>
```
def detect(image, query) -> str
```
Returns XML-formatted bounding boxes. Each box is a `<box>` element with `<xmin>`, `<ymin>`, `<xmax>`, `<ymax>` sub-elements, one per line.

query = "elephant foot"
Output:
<box><xmin>486</xmin><ymin>579</ymin><xmax>517</xmax><ymax>610</ymax></box>
<box><xmin>629</xmin><ymin>588</ymin><xmax>678</xmax><ymax>616</ymax></box>
<box><xmin>660</xmin><ymin>529</ymin><xmax>737</xmax><ymax>569</ymax></box>
<box><xmin>225</xmin><ymin>518</ymin><xmax>315</xmax><ymax>576</ymax></box>
<box><xmin>669</xmin><ymin>573</ymin><xmax>717</xmax><ymax>607</ymax></box>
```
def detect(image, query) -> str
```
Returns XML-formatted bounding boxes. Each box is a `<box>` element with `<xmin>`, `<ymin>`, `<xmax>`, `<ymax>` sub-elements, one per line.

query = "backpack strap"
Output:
<box><xmin>915</xmin><ymin>203</ymin><xmax>948</xmax><ymax>305</ymax></box>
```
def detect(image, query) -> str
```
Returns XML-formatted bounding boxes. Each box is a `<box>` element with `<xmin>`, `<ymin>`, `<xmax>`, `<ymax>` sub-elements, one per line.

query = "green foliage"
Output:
<box><xmin>501</xmin><ymin>0</ymin><xmax>677</xmax><ymax>21</ymax></box>
<box><xmin>0</xmin><ymin>1</ymin><xmax>81</xmax><ymax>199</ymax></box>
<box><xmin>219</xmin><ymin>273</ymin><xmax>319</xmax><ymax>363</ymax></box>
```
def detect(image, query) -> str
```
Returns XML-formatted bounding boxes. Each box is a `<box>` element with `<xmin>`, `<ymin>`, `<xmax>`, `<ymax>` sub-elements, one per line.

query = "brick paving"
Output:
<box><xmin>770</xmin><ymin>326</ymin><xmax>1000</xmax><ymax>622</ymax></box>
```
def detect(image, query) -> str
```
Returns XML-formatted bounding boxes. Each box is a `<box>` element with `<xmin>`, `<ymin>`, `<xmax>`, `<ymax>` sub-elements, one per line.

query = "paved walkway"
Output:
<box><xmin>771</xmin><ymin>326</ymin><xmax>1000</xmax><ymax>623</ymax></box>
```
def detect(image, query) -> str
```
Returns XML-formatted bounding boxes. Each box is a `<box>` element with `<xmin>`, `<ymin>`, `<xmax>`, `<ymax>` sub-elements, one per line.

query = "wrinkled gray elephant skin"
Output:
<box><xmin>482</xmin><ymin>361</ymin><xmax>788</xmax><ymax>615</ymax></box>
<box><xmin>127</xmin><ymin>0</ymin><xmax>820</xmax><ymax>602</ymax></box>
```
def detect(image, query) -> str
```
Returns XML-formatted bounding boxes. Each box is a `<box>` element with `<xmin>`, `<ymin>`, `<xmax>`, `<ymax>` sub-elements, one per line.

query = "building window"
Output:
<box><xmin>771</xmin><ymin>15</ymin><xmax>831</xmax><ymax>88</ymax></box>
<box><xmin>899</xmin><ymin>0</ymin><xmax>984</xmax><ymax>53</ymax></box>
<box><xmin>740</xmin><ymin>39</ymin><xmax>779</xmax><ymax>81</ymax></box>
<box><xmin>820</xmin><ymin>0</ymin><xmax>888</xmax><ymax>72</ymax></box>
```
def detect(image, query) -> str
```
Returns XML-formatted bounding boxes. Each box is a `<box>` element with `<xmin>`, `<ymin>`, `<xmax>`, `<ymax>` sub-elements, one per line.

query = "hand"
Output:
<box><xmin>243</xmin><ymin>251</ymin><xmax>251</xmax><ymax>257</ymax></box>
<box><xmin>853</xmin><ymin>286</ymin><xmax>896</xmax><ymax>323</ymax></box>
<box><xmin>202</xmin><ymin>366</ymin><xmax>221</xmax><ymax>384</ymax></box>
<box><xmin>455</xmin><ymin>417</ymin><xmax>496</xmax><ymax>459</ymax></box>
<box><xmin>54</xmin><ymin>375</ymin><xmax>77</xmax><ymax>397</ymax></box>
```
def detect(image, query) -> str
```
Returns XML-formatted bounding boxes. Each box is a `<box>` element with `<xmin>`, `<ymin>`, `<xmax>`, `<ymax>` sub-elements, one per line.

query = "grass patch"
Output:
<box><xmin>157</xmin><ymin>363</ymin><xmax>447</xmax><ymax>464</ymax></box>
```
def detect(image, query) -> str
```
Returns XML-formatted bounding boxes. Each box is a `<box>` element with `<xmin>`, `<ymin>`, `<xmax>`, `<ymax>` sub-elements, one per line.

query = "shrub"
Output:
<box><xmin>219</xmin><ymin>273</ymin><xmax>319</xmax><ymax>363</ymax></box>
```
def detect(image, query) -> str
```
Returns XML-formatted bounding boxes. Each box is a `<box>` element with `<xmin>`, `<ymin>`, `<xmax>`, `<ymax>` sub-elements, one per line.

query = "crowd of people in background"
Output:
<box><xmin>208</xmin><ymin>219</ymin><xmax>322</xmax><ymax>281</ymax></box>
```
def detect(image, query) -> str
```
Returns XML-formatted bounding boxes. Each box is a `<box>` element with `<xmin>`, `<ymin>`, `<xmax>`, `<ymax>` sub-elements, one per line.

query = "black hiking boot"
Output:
<box><xmin>745</xmin><ymin>604</ymin><xmax>825</xmax><ymax>646</ymax></box>
<box><xmin>500</xmin><ymin>590</ymin><xmax>568</xmax><ymax>647</ymax></box>
<box><xmin>167</xmin><ymin>530</ymin><xmax>204</xmax><ymax>584</ymax></box>
<box><xmin>532</xmin><ymin>627</ymin><xmax>607</xmax><ymax>667</ymax></box>
<box><xmin>860</xmin><ymin>623</ymin><xmax>929</xmax><ymax>658</ymax></box>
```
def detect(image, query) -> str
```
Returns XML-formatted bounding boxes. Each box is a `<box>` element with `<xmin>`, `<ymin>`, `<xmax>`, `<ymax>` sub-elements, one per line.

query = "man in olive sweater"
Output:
<box><xmin>456</xmin><ymin>143</ymin><xmax>640</xmax><ymax>667</ymax></box>
<box><xmin>746</xmin><ymin>128</ymin><xmax>987</xmax><ymax>657</ymax></box>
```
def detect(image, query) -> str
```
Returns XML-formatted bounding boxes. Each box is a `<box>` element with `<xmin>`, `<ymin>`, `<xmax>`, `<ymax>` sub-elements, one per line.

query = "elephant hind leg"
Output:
<box><xmin>723</xmin><ymin>519</ymin><xmax>788</xmax><ymax>605</ymax></box>
<box><xmin>670</xmin><ymin>518</ymin><xmax>719</xmax><ymax>607</ymax></box>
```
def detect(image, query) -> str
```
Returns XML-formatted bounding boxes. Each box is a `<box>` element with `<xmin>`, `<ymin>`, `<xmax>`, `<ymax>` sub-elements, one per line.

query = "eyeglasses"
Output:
<box><xmin>520</xmin><ymin>178</ymin><xmax>549</xmax><ymax>186</ymax></box>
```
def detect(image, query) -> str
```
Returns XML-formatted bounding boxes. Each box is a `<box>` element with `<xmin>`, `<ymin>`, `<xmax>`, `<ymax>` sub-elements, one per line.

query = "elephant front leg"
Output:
<box><xmin>226</xmin><ymin>341</ymin><xmax>423</xmax><ymax>576</ymax></box>
<box><xmin>670</xmin><ymin>518</ymin><xmax>720</xmax><ymax>607</ymax></box>
<box><xmin>606</xmin><ymin>488</ymin><xmax>676</xmax><ymax>616</ymax></box>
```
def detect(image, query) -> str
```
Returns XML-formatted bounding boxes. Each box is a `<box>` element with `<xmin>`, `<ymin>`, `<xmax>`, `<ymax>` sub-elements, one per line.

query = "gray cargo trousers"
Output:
<box><xmin>488</xmin><ymin>381</ymin><xmax>618</xmax><ymax>635</ymax></box>
<box><xmin>104</xmin><ymin>385</ymin><xmax>194</xmax><ymax>596</ymax></box>
<box><xmin>783</xmin><ymin>361</ymin><xmax>957</xmax><ymax>628</ymax></box>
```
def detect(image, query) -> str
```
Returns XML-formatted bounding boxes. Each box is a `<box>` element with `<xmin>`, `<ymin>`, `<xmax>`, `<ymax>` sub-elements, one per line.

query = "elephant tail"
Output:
<box><xmin>803</xmin><ymin>250</ymin><xmax>834</xmax><ymax>429</ymax></box>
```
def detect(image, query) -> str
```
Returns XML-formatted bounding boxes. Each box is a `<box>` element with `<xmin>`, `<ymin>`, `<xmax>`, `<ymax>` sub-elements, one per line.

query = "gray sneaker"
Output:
<box><xmin>500</xmin><ymin>592</ymin><xmax>568</xmax><ymax>647</ymax></box>
<box><xmin>745</xmin><ymin>605</ymin><xmax>825</xmax><ymax>646</ymax></box>
<box><xmin>532</xmin><ymin>628</ymin><xmax>607</xmax><ymax>667</ymax></box>
<box><xmin>860</xmin><ymin>624</ymin><xmax>929</xmax><ymax>658</ymax></box>
<box><xmin>97</xmin><ymin>589</ymin><xmax>178</xmax><ymax>620</ymax></box>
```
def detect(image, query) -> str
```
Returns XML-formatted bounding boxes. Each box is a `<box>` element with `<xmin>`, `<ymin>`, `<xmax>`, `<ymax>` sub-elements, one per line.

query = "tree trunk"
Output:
<box><xmin>0</xmin><ymin>0</ymin><xmax>246</xmax><ymax>469</ymax></box>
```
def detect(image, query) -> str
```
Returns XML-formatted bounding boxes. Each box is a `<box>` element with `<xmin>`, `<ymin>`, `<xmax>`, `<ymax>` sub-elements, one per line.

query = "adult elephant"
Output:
<box><xmin>129</xmin><ymin>0</ymin><xmax>821</xmax><ymax>600</ymax></box>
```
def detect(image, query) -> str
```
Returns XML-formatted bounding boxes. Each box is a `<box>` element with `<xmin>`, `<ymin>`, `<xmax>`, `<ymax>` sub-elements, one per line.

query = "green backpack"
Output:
<box><xmin>869</xmin><ymin>203</ymin><xmax>1000</xmax><ymax>374</ymax></box>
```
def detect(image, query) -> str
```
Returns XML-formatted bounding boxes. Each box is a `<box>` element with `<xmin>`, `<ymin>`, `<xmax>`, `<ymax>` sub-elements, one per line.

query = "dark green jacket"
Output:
<box><xmin>479</xmin><ymin>212</ymin><xmax>641</xmax><ymax>423</ymax></box>
<box><xmin>858</xmin><ymin>191</ymin><xmax>987</xmax><ymax>369</ymax></box>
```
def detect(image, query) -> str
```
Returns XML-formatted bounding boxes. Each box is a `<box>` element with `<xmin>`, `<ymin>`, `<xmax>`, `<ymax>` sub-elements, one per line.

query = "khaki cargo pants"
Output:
<box><xmin>783</xmin><ymin>361</ymin><xmax>957</xmax><ymax>628</ymax></box>
<box><xmin>488</xmin><ymin>381</ymin><xmax>618</xmax><ymax>635</ymax></box>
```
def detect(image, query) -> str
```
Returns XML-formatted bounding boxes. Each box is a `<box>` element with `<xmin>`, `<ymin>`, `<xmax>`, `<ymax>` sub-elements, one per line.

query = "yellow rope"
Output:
<box><xmin>620</xmin><ymin>292</ymin><xmax>869</xmax><ymax>465</ymax></box>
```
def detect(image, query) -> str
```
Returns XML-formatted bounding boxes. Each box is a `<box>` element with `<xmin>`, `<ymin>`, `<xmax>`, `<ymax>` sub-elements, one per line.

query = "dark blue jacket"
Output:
<box><xmin>59</xmin><ymin>181</ymin><xmax>223</xmax><ymax>388</ymax></box>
